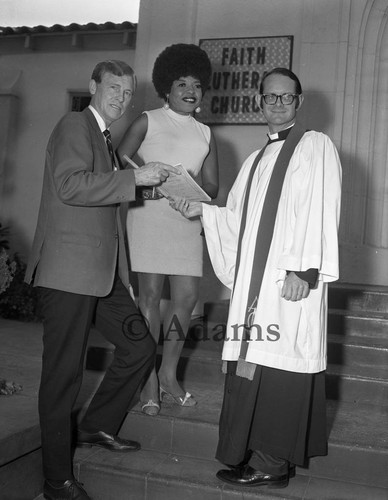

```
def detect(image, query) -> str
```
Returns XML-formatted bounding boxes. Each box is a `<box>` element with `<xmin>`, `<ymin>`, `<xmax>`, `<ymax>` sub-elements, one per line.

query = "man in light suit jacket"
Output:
<box><xmin>25</xmin><ymin>60</ymin><xmax>180</xmax><ymax>500</ymax></box>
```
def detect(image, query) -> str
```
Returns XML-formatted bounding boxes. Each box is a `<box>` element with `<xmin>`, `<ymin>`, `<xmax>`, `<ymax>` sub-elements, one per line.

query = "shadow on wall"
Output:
<box><xmin>297</xmin><ymin>90</ymin><xmax>333</xmax><ymax>133</ymax></box>
<box><xmin>212</xmin><ymin>130</ymin><xmax>242</xmax><ymax>205</ymax></box>
<box><xmin>300</xmin><ymin>90</ymin><xmax>373</xmax><ymax>284</ymax></box>
<box><xmin>0</xmin><ymin>94</ymin><xmax>30</xmax><ymax>259</ymax></box>
<box><xmin>0</xmin><ymin>95</ymin><xmax>19</xmax><ymax>202</ymax></box>
<box><xmin>198</xmin><ymin>129</ymin><xmax>241</xmax><ymax>311</ymax></box>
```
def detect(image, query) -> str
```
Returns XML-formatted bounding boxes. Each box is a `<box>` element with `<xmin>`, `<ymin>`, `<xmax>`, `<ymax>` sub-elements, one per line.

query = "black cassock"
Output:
<box><xmin>216</xmin><ymin>361</ymin><xmax>327</xmax><ymax>467</ymax></box>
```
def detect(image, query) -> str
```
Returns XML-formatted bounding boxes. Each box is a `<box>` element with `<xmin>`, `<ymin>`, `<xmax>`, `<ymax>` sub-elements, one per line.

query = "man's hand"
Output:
<box><xmin>134</xmin><ymin>162</ymin><xmax>181</xmax><ymax>186</ymax></box>
<box><xmin>281</xmin><ymin>272</ymin><xmax>310</xmax><ymax>301</ymax></box>
<box><xmin>169</xmin><ymin>197</ymin><xmax>203</xmax><ymax>218</ymax></box>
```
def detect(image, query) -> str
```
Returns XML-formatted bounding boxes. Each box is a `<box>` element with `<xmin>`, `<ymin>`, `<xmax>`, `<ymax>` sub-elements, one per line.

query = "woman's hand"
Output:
<box><xmin>169</xmin><ymin>197</ymin><xmax>203</xmax><ymax>218</ymax></box>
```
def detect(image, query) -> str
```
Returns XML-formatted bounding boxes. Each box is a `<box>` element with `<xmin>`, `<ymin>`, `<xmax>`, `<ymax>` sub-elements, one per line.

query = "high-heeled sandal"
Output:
<box><xmin>141</xmin><ymin>399</ymin><xmax>160</xmax><ymax>416</ymax></box>
<box><xmin>159</xmin><ymin>385</ymin><xmax>197</xmax><ymax>407</ymax></box>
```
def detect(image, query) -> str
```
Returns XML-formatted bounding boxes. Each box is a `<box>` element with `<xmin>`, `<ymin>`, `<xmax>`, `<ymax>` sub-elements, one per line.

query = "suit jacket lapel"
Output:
<box><xmin>83</xmin><ymin>108</ymin><xmax>113</xmax><ymax>171</ymax></box>
<box><xmin>83</xmin><ymin>109</ymin><xmax>131</xmax><ymax>286</ymax></box>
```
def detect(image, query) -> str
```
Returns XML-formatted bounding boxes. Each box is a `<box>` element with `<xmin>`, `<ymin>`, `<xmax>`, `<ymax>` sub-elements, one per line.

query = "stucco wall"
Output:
<box><xmin>1</xmin><ymin>0</ymin><xmax>387</xmax><ymax>314</ymax></box>
<box><xmin>132</xmin><ymin>0</ymin><xmax>359</xmax><ymax>309</ymax></box>
<box><xmin>0</xmin><ymin>48</ymin><xmax>136</xmax><ymax>259</ymax></box>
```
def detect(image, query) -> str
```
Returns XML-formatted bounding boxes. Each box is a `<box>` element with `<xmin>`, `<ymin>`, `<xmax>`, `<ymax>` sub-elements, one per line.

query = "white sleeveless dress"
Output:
<box><xmin>127</xmin><ymin>107</ymin><xmax>211</xmax><ymax>276</ymax></box>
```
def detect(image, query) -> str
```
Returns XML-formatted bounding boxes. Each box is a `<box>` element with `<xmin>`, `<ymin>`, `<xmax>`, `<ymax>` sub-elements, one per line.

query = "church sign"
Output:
<box><xmin>198</xmin><ymin>36</ymin><xmax>293</xmax><ymax>125</ymax></box>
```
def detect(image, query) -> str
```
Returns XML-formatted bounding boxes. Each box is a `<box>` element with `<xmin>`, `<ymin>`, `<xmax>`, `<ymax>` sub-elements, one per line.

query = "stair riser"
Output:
<box><xmin>187</xmin><ymin>320</ymin><xmax>224</xmax><ymax>353</ymax></box>
<box><xmin>305</xmin><ymin>442</ymin><xmax>388</xmax><ymax>489</ymax></box>
<box><xmin>328</xmin><ymin>289</ymin><xmax>388</xmax><ymax>314</ymax></box>
<box><xmin>185</xmin><ymin>341</ymin><xmax>388</xmax><ymax>376</ymax></box>
<box><xmin>120</xmin><ymin>413</ymin><xmax>219</xmax><ymax>463</ymax></box>
<box><xmin>198</xmin><ymin>310</ymin><xmax>388</xmax><ymax>342</ymax></box>
<box><xmin>75</xmin><ymin>466</ymin><xmax>147</xmax><ymax>500</ymax></box>
<box><xmin>187</xmin><ymin>328</ymin><xmax>388</xmax><ymax>369</ymax></box>
<box><xmin>176</xmin><ymin>357</ymin><xmax>388</xmax><ymax>406</ymax></box>
<box><xmin>0</xmin><ymin>449</ymin><xmax>43</xmax><ymax>500</ymax></box>
<box><xmin>325</xmin><ymin>374</ymin><xmax>388</xmax><ymax>406</ymax></box>
<box><xmin>86</xmin><ymin>348</ymin><xmax>226</xmax><ymax>385</ymax></box>
<box><xmin>327</xmin><ymin>341</ymin><xmax>388</xmax><ymax>369</ymax></box>
<box><xmin>86</xmin><ymin>348</ymin><xmax>387</xmax><ymax>406</ymax></box>
<box><xmin>176</xmin><ymin>355</ymin><xmax>225</xmax><ymax>386</ymax></box>
<box><xmin>78</xmin><ymin>471</ymin><xmax>221</xmax><ymax>500</ymax></box>
<box><xmin>75</xmin><ymin>451</ymin><xmax>227</xmax><ymax>500</ymax></box>
<box><xmin>204</xmin><ymin>294</ymin><xmax>388</xmax><ymax>320</ymax></box>
<box><xmin>120</xmin><ymin>413</ymin><xmax>388</xmax><ymax>487</ymax></box>
<box><xmin>77</xmin><ymin>460</ymin><xmax>278</xmax><ymax>500</ymax></box>
<box><xmin>77</xmin><ymin>461</ymin><xmax>388</xmax><ymax>500</ymax></box>
<box><xmin>185</xmin><ymin>336</ymin><xmax>223</xmax><ymax>353</ymax></box>
<box><xmin>328</xmin><ymin>314</ymin><xmax>388</xmax><ymax>339</ymax></box>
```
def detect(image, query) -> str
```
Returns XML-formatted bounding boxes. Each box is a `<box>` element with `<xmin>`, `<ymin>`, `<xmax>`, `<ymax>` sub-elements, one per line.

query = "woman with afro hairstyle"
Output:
<box><xmin>118</xmin><ymin>43</ymin><xmax>218</xmax><ymax>415</ymax></box>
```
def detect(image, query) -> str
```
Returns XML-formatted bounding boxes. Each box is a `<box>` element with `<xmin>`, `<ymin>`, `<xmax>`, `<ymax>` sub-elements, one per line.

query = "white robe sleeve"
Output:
<box><xmin>276</xmin><ymin>132</ymin><xmax>342</xmax><ymax>282</ymax></box>
<box><xmin>201</xmin><ymin>151</ymin><xmax>259</xmax><ymax>289</ymax></box>
<box><xmin>202</xmin><ymin>198</ymin><xmax>238</xmax><ymax>290</ymax></box>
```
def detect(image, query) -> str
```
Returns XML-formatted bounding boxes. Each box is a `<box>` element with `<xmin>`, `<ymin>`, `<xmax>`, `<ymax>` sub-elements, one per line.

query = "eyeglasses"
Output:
<box><xmin>260</xmin><ymin>93</ymin><xmax>300</xmax><ymax>105</ymax></box>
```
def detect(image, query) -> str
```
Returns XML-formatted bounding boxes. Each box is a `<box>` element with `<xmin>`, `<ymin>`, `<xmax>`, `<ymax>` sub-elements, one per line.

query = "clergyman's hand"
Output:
<box><xmin>281</xmin><ymin>272</ymin><xmax>310</xmax><ymax>301</ymax></box>
<box><xmin>134</xmin><ymin>162</ymin><xmax>181</xmax><ymax>186</ymax></box>
<box><xmin>169</xmin><ymin>197</ymin><xmax>203</xmax><ymax>219</ymax></box>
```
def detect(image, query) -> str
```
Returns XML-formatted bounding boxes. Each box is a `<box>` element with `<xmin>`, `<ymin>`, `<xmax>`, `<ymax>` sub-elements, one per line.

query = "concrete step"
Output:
<box><xmin>179</xmin><ymin>345</ymin><xmax>388</xmax><ymax>407</ymax></box>
<box><xmin>86</xmin><ymin>327</ymin><xmax>388</xmax><ymax>407</ymax></box>
<box><xmin>1</xmin><ymin>316</ymin><xmax>383</xmax><ymax>500</ymax></box>
<box><xmin>327</xmin><ymin>333</ymin><xmax>388</xmax><ymax>371</ymax></box>
<box><xmin>325</xmin><ymin>364</ymin><xmax>388</xmax><ymax>406</ymax></box>
<box><xmin>328</xmin><ymin>283</ymin><xmax>388</xmax><ymax>314</ymax></box>
<box><xmin>0</xmin><ymin>448</ymin><xmax>43</xmax><ymax>500</ymax></box>
<box><xmin>116</xmin><ymin>380</ymin><xmax>388</xmax><ymax>489</ymax></box>
<box><xmin>88</xmin><ymin>320</ymin><xmax>388</xmax><ymax>375</ymax></box>
<box><xmin>182</xmin><ymin>330</ymin><xmax>388</xmax><ymax>377</ymax></box>
<box><xmin>65</xmin><ymin>447</ymin><xmax>388</xmax><ymax>500</ymax></box>
<box><xmin>204</xmin><ymin>301</ymin><xmax>388</xmax><ymax>341</ymax></box>
<box><xmin>203</xmin><ymin>281</ymin><xmax>388</xmax><ymax>335</ymax></box>
<box><xmin>328</xmin><ymin>309</ymin><xmax>388</xmax><ymax>339</ymax></box>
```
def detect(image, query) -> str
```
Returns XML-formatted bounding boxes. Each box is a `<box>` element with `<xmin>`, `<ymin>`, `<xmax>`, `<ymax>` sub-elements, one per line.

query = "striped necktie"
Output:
<box><xmin>103</xmin><ymin>129</ymin><xmax>117</xmax><ymax>170</ymax></box>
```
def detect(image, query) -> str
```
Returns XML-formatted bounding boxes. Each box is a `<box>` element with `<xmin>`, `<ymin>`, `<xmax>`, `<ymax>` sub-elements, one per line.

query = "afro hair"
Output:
<box><xmin>152</xmin><ymin>43</ymin><xmax>212</xmax><ymax>100</ymax></box>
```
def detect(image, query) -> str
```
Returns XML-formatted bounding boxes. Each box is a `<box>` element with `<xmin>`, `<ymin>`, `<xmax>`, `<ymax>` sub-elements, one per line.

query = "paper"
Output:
<box><xmin>156</xmin><ymin>164</ymin><xmax>211</xmax><ymax>202</ymax></box>
<box><xmin>123</xmin><ymin>155</ymin><xmax>210</xmax><ymax>202</ymax></box>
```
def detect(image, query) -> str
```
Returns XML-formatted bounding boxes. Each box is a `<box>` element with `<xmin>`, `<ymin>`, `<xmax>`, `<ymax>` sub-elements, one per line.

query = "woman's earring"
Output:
<box><xmin>163</xmin><ymin>95</ymin><xmax>170</xmax><ymax>110</ymax></box>
<box><xmin>195</xmin><ymin>106</ymin><xmax>201</xmax><ymax>113</ymax></box>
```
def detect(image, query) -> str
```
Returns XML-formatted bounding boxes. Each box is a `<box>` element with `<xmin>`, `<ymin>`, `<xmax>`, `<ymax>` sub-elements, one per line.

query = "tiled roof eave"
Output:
<box><xmin>0</xmin><ymin>21</ymin><xmax>137</xmax><ymax>37</ymax></box>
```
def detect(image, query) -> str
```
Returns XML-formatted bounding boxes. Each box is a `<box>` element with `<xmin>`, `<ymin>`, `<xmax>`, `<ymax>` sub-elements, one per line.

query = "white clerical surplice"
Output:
<box><xmin>202</xmin><ymin>130</ymin><xmax>342</xmax><ymax>374</ymax></box>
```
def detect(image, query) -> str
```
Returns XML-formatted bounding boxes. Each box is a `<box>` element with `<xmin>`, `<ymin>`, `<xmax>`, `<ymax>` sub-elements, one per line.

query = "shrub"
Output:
<box><xmin>0</xmin><ymin>253</ymin><xmax>41</xmax><ymax>321</ymax></box>
<box><xmin>0</xmin><ymin>224</ymin><xmax>41</xmax><ymax>321</ymax></box>
<box><xmin>0</xmin><ymin>248</ymin><xmax>16</xmax><ymax>295</ymax></box>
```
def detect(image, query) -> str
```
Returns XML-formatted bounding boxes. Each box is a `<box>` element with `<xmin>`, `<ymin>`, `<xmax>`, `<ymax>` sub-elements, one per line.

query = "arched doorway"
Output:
<box><xmin>340</xmin><ymin>0</ymin><xmax>388</xmax><ymax>285</ymax></box>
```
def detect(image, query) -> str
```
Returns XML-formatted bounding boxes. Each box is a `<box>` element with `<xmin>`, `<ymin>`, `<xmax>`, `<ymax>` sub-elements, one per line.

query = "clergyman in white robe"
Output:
<box><xmin>202</xmin><ymin>128</ymin><xmax>342</xmax><ymax>469</ymax></box>
<box><xmin>203</xmin><ymin>130</ymin><xmax>341</xmax><ymax>373</ymax></box>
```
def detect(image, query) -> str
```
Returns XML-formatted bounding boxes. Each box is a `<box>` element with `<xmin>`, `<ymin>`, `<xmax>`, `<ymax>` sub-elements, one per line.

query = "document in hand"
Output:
<box><xmin>156</xmin><ymin>164</ymin><xmax>211</xmax><ymax>202</ymax></box>
<box><xmin>122</xmin><ymin>155</ymin><xmax>210</xmax><ymax>202</ymax></box>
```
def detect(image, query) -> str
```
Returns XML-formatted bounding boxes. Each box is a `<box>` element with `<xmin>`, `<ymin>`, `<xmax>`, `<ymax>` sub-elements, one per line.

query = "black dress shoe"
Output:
<box><xmin>77</xmin><ymin>430</ymin><xmax>140</xmax><ymax>452</ymax></box>
<box><xmin>43</xmin><ymin>479</ymin><xmax>91</xmax><ymax>499</ymax></box>
<box><xmin>216</xmin><ymin>464</ymin><xmax>289</xmax><ymax>488</ymax></box>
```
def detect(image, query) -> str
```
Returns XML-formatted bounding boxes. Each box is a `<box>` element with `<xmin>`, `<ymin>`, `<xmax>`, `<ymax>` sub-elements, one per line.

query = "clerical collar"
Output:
<box><xmin>267</xmin><ymin>125</ymin><xmax>294</xmax><ymax>144</ymax></box>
